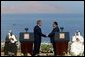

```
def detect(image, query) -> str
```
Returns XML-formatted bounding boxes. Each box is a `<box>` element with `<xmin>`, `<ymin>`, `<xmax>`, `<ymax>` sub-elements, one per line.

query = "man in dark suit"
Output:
<box><xmin>33</xmin><ymin>20</ymin><xmax>46</xmax><ymax>56</ymax></box>
<box><xmin>48</xmin><ymin>21</ymin><xmax>60</xmax><ymax>56</ymax></box>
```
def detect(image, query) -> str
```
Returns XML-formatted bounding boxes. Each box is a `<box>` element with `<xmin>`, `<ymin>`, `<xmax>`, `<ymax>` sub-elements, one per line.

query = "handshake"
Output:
<box><xmin>44</xmin><ymin>34</ymin><xmax>48</xmax><ymax>37</ymax></box>
<box><xmin>43</xmin><ymin>33</ymin><xmax>51</xmax><ymax>38</ymax></box>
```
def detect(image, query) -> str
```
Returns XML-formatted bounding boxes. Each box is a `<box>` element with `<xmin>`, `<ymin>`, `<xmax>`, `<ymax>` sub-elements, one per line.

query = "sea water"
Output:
<box><xmin>1</xmin><ymin>14</ymin><xmax>84</xmax><ymax>43</ymax></box>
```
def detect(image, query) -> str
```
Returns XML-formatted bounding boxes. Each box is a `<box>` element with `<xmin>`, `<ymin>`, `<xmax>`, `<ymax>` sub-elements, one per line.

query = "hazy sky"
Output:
<box><xmin>1</xmin><ymin>1</ymin><xmax>84</xmax><ymax>14</ymax></box>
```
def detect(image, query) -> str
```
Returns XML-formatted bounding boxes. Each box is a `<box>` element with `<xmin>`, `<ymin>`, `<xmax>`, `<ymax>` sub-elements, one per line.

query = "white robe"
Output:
<box><xmin>9</xmin><ymin>34</ymin><xmax>17</xmax><ymax>43</ymax></box>
<box><xmin>70</xmin><ymin>32</ymin><xmax>84</xmax><ymax>56</ymax></box>
<box><xmin>72</xmin><ymin>35</ymin><xmax>84</xmax><ymax>43</ymax></box>
<box><xmin>70</xmin><ymin>41</ymin><xmax>84</xmax><ymax>56</ymax></box>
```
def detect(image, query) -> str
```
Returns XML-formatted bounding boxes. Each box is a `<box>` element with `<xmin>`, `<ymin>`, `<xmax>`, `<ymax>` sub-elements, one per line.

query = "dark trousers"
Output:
<box><xmin>9</xmin><ymin>43</ymin><xmax>17</xmax><ymax>55</ymax></box>
<box><xmin>33</xmin><ymin>42</ymin><xmax>41</xmax><ymax>55</ymax></box>
<box><xmin>50</xmin><ymin>38</ymin><xmax>56</xmax><ymax>56</ymax></box>
<box><xmin>51</xmin><ymin>42</ymin><xmax>56</xmax><ymax>56</ymax></box>
<box><xmin>4</xmin><ymin>43</ymin><xmax>17</xmax><ymax>56</ymax></box>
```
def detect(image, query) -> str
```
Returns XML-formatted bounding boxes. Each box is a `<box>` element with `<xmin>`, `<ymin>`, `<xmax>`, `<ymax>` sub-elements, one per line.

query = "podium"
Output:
<box><xmin>19</xmin><ymin>32</ymin><xmax>34</xmax><ymax>55</ymax></box>
<box><xmin>54</xmin><ymin>32</ymin><xmax>70</xmax><ymax>56</ymax></box>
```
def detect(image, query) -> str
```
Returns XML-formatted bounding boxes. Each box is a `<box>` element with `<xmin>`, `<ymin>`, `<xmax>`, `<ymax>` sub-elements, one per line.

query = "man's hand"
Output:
<box><xmin>43</xmin><ymin>34</ymin><xmax>47</xmax><ymax>37</ymax></box>
<box><xmin>10</xmin><ymin>38</ymin><xmax>14</xmax><ymax>40</ymax></box>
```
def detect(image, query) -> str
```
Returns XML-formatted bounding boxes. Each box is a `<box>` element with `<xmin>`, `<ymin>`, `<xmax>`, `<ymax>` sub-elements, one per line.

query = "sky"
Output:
<box><xmin>1</xmin><ymin>1</ymin><xmax>84</xmax><ymax>14</ymax></box>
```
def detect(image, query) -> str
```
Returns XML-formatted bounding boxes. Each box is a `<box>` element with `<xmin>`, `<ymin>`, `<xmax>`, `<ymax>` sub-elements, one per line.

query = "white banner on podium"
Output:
<box><xmin>24</xmin><ymin>33</ymin><xmax>29</xmax><ymax>39</ymax></box>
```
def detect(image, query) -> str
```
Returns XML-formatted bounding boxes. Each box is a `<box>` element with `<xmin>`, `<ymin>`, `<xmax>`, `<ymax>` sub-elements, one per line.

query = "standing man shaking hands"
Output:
<box><xmin>33</xmin><ymin>20</ymin><xmax>47</xmax><ymax>56</ymax></box>
<box><xmin>48</xmin><ymin>21</ymin><xmax>60</xmax><ymax>56</ymax></box>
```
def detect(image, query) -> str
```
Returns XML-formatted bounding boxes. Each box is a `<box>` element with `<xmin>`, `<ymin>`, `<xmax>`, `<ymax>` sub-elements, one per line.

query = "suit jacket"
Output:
<box><xmin>48</xmin><ymin>26</ymin><xmax>60</xmax><ymax>43</ymax></box>
<box><xmin>34</xmin><ymin>25</ymin><xmax>46</xmax><ymax>43</ymax></box>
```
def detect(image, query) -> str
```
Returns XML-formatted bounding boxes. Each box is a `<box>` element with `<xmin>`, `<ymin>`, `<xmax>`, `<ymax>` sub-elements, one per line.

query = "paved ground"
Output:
<box><xmin>1</xmin><ymin>52</ymin><xmax>84</xmax><ymax>56</ymax></box>
<box><xmin>1</xmin><ymin>52</ymin><xmax>54</xmax><ymax>56</ymax></box>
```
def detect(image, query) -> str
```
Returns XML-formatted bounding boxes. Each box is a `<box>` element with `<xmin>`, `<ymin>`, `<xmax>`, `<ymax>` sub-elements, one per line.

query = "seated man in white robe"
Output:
<box><xmin>70</xmin><ymin>31</ymin><xmax>84</xmax><ymax>56</ymax></box>
<box><xmin>5</xmin><ymin>30</ymin><xmax>18</xmax><ymax>56</ymax></box>
<box><xmin>9</xmin><ymin>32</ymin><xmax>17</xmax><ymax>44</ymax></box>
